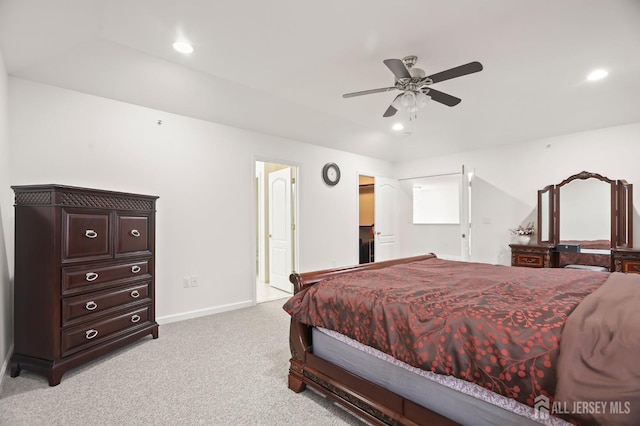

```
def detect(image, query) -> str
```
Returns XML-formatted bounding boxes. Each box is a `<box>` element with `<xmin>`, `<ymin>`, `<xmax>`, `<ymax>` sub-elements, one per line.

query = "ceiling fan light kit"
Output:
<box><xmin>343</xmin><ymin>55</ymin><xmax>483</xmax><ymax>122</ymax></box>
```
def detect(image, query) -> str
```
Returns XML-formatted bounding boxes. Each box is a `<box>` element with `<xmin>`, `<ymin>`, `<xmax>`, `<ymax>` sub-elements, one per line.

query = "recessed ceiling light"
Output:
<box><xmin>587</xmin><ymin>69</ymin><xmax>608</xmax><ymax>81</ymax></box>
<box><xmin>173</xmin><ymin>41</ymin><xmax>194</xmax><ymax>54</ymax></box>
<box><xmin>392</xmin><ymin>123</ymin><xmax>404</xmax><ymax>132</ymax></box>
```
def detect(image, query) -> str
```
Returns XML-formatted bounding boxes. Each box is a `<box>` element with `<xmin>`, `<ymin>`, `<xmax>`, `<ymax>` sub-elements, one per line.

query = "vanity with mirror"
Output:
<box><xmin>510</xmin><ymin>171</ymin><xmax>639</xmax><ymax>272</ymax></box>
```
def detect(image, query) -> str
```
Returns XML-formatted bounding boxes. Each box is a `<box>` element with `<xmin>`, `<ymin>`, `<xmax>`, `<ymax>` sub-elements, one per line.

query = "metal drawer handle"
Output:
<box><xmin>85</xmin><ymin>329</ymin><xmax>98</xmax><ymax>340</ymax></box>
<box><xmin>85</xmin><ymin>301</ymin><xmax>98</xmax><ymax>311</ymax></box>
<box><xmin>131</xmin><ymin>315</ymin><xmax>141</xmax><ymax>323</ymax></box>
<box><xmin>85</xmin><ymin>272</ymin><xmax>99</xmax><ymax>282</ymax></box>
<box><xmin>522</xmin><ymin>257</ymin><xmax>537</xmax><ymax>263</ymax></box>
<box><xmin>130</xmin><ymin>290</ymin><xmax>140</xmax><ymax>298</ymax></box>
<box><xmin>85</xmin><ymin>229</ymin><xmax>98</xmax><ymax>239</ymax></box>
<box><xmin>130</xmin><ymin>229</ymin><xmax>141</xmax><ymax>237</ymax></box>
<box><xmin>131</xmin><ymin>265</ymin><xmax>141</xmax><ymax>274</ymax></box>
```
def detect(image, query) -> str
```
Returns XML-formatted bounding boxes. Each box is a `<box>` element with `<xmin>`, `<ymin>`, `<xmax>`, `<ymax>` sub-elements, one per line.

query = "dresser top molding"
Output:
<box><xmin>12</xmin><ymin>184</ymin><xmax>158</xmax><ymax>210</ymax></box>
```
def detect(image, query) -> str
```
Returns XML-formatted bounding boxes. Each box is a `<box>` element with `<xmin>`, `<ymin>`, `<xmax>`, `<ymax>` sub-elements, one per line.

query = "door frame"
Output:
<box><xmin>251</xmin><ymin>156</ymin><xmax>300</xmax><ymax>303</ymax></box>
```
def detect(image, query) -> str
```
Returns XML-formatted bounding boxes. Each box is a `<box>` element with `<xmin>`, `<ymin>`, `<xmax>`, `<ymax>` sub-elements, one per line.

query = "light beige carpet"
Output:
<box><xmin>0</xmin><ymin>299</ymin><xmax>365</xmax><ymax>425</ymax></box>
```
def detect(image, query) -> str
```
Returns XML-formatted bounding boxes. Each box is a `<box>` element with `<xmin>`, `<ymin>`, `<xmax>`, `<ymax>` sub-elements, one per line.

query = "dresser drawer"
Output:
<box><xmin>63</xmin><ymin>209</ymin><xmax>112</xmax><ymax>262</ymax></box>
<box><xmin>61</xmin><ymin>306</ymin><xmax>150</xmax><ymax>357</ymax></box>
<box><xmin>62</xmin><ymin>260</ymin><xmax>150</xmax><ymax>295</ymax></box>
<box><xmin>514</xmin><ymin>253</ymin><xmax>544</xmax><ymax>268</ymax></box>
<box><xmin>62</xmin><ymin>282</ymin><xmax>150</xmax><ymax>325</ymax></box>
<box><xmin>116</xmin><ymin>214</ymin><xmax>150</xmax><ymax>255</ymax></box>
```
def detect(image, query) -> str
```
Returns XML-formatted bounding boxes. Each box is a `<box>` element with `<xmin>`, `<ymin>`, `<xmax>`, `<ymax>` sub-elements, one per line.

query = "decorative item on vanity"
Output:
<box><xmin>510</xmin><ymin>222</ymin><xmax>535</xmax><ymax>244</ymax></box>
<box><xmin>10</xmin><ymin>185</ymin><xmax>159</xmax><ymax>386</ymax></box>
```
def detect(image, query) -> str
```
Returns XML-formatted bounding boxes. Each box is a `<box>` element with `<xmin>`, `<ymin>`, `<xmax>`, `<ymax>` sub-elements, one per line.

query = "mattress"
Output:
<box><xmin>312</xmin><ymin>327</ymin><xmax>570</xmax><ymax>426</ymax></box>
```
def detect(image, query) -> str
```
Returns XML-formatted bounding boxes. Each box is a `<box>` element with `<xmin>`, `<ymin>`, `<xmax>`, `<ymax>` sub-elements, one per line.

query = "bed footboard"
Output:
<box><xmin>286</xmin><ymin>254</ymin><xmax>458</xmax><ymax>426</ymax></box>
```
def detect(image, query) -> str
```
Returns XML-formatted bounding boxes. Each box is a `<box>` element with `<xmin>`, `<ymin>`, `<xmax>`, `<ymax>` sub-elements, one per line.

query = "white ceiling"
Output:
<box><xmin>1</xmin><ymin>0</ymin><xmax>639</xmax><ymax>162</ymax></box>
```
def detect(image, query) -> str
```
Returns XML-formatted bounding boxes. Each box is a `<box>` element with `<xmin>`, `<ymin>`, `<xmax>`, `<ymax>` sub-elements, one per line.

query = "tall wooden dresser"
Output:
<box><xmin>10</xmin><ymin>185</ymin><xmax>159</xmax><ymax>386</ymax></box>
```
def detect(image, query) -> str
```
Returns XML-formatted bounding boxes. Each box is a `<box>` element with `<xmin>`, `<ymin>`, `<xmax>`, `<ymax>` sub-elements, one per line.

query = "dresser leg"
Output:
<box><xmin>10</xmin><ymin>360</ymin><xmax>21</xmax><ymax>378</ymax></box>
<box><xmin>47</xmin><ymin>368</ymin><xmax>64</xmax><ymax>387</ymax></box>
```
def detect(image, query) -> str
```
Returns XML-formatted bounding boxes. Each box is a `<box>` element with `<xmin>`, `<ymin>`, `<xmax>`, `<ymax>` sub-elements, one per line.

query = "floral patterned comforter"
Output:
<box><xmin>283</xmin><ymin>257</ymin><xmax>608</xmax><ymax>408</ymax></box>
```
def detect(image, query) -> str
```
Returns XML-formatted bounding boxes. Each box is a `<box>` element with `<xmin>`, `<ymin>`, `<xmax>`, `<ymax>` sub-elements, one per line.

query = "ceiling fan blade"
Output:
<box><xmin>383</xmin><ymin>105</ymin><xmax>397</xmax><ymax>117</ymax></box>
<box><xmin>343</xmin><ymin>86</ymin><xmax>397</xmax><ymax>98</ymax></box>
<box><xmin>383</xmin><ymin>59</ymin><xmax>411</xmax><ymax>80</ymax></box>
<box><xmin>383</xmin><ymin>94</ymin><xmax>402</xmax><ymax>117</ymax></box>
<box><xmin>426</xmin><ymin>61</ymin><xmax>483</xmax><ymax>84</ymax></box>
<box><xmin>425</xmin><ymin>88</ymin><xmax>461</xmax><ymax>107</ymax></box>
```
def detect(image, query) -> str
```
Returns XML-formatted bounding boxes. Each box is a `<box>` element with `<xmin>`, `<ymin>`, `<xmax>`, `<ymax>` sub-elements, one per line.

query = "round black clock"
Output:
<box><xmin>322</xmin><ymin>162</ymin><xmax>341</xmax><ymax>186</ymax></box>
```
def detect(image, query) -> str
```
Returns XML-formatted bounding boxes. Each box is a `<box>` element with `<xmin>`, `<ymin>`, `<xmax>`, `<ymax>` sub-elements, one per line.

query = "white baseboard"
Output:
<box><xmin>0</xmin><ymin>343</ymin><xmax>13</xmax><ymax>392</ymax></box>
<box><xmin>435</xmin><ymin>254</ymin><xmax>462</xmax><ymax>261</ymax></box>
<box><xmin>156</xmin><ymin>300</ymin><xmax>254</xmax><ymax>325</ymax></box>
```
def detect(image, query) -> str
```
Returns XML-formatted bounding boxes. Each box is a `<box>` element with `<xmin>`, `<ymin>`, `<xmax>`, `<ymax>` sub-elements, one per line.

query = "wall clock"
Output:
<box><xmin>322</xmin><ymin>162</ymin><xmax>341</xmax><ymax>186</ymax></box>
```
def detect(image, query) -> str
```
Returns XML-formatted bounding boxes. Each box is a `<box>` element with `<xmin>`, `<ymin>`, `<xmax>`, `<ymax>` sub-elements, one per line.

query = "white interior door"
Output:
<box><xmin>460</xmin><ymin>166</ymin><xmax>471</xmax><ymax>261</ymax></box>
<box><xmin>374</xmin><ymin>176</ymin><xmax>399</xmax><ymax>262</ymax></box>
<box><xmin>268</xmin><ymin>167</ymin><xmax>293</xmax><ymax>292</ymax></box>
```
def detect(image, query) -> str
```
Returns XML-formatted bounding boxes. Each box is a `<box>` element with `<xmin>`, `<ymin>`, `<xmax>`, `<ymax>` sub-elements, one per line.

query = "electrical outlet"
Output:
<box><xmin>191</xmin><ymin>275</ymin><xmax>199</xmax><ymax>287</ymax></box>
<box><xmin>183</xmin><ymin>277</ymin><xmax>191</xmax><ymax>288</ymax></box>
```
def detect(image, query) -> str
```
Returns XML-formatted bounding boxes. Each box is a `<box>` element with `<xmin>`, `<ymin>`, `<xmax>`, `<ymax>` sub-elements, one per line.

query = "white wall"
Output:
<box><xmin>7</xmin><ymin>78</ymin><xmax>393</xmax><ymax>321</ymax></box>
<box><xmin>399</xmin><ymin>174</ymin><xmax>464</xmax><ymax>259</ymax></box>
<box><xmin>395</xmin><ymin>121</ymin><xmax>640</xmax><ymax>265</ymax></box>
<box><xmin>0</xmin><ymin>50</ymin><xmax>12</xmax><ymax>381</ymax></box>
<box><xmin>6</xmin><ymin>73</ymin><xmax>640</xmax><ymax>366</ymax></box>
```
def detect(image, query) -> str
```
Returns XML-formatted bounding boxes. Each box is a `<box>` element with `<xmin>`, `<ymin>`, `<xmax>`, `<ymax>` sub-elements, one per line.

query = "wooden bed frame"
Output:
<box><xmin>287</xmin><ymin>254</ymin><xmax>459</xmax><ymax>426</ymax></box>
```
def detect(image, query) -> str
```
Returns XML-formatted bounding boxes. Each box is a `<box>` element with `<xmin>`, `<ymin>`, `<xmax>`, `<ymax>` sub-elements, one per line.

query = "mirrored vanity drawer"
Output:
<box><xmin>621</xmin><ymin>261</ymin><xmax>640</xmax><ymax>274</ymax></box>
<box><xmin>613</xmin><ymin>249</ymin><xmax>640</xmax><ymax>274</ymax></box>
<box><xmin>514</xmin><ymin>253</ymin><xmax>544</xmax><ymax>268</ymax></box>
<box><xmin>510</xmin><ymin>244</ymin><xmax>555</xmax><ymax>269</ymax></box>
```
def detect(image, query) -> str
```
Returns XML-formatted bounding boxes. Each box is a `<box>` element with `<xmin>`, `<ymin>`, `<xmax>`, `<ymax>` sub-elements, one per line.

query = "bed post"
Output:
<box><xmin>288</xmin><ymin>272</ymin><xmax>312</xmax><ymax>393</ymax></box>
<box><xmin>288</xmin><ymin>319</ymin><xmax>311</xmax><ymax>392</ymax></box>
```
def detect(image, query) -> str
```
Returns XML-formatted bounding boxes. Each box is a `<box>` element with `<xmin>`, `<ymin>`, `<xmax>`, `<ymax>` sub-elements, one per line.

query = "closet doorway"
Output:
<box><xmin>358</xmin><ymin>174</ymin><xmax>399</xmax><ymax>263</ymax></box>
<box><xmin>358</xmin><ymin>175</ymin><xmax>375</xmax><ymax>264</ymax></box>
<box><xmin>255</xmin><ymin>160</ymin><xmax>298</xmax><ymax>303</ymax></box>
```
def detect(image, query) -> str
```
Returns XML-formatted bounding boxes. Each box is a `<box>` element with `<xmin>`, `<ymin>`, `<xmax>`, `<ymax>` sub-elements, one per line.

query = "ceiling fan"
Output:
<box><xmin>343</xmin><ymin>56</ymin><xmax>483</xmax><ymax>118</ymax></box>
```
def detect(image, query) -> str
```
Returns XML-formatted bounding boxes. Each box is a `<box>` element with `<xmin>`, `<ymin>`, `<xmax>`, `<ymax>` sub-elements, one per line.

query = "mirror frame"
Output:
<box><xmin>541</xmin><ymin>171</ymin><xmax>633</xmax><ymax>248</ymax></box>
<box><xmin>537</xmin><ymin>185</ymin><xmax>555</xmax><ymax>244</ymax></box>
<box><xmin>556</xmin><ymin>171</ymin><xmax>615</xmax><ymax>246</ymax></box>
<box><xmin>617</xmin><ymin>179</ymin><xmax>634</xmax><ymax>248</ymax></box>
